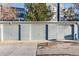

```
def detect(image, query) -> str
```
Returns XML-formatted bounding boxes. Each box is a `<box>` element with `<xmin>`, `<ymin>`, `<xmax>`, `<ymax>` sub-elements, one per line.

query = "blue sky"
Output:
<box><xmin>64</xmin><ymin>3</ymin><xmax>72</xmax><ymax>8</ymax></box>
<box><xmin>0</xmin><ymin>3</ymin><xmax>24</xmax><ymax>8</ymax></box>
<box><xmin>0</xmin><ymin>3</ymin><xmax>73</xmax><ymax>9</ymax></box>
<box><xmin>64</xmin><ymin>3</ymin><xmax>79</xmax><ymax>13</ymax></box>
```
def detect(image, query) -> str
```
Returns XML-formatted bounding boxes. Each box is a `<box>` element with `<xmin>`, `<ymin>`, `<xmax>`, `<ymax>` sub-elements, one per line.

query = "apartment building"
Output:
<box><xmin>0</xmin><ymin>4</ymin><xmax>25</xmax><ymax>21</ymax></box>
<box><xmin>46</xmin><ymin>3</ymin><xmax>57</xmax><ymax>21</ymax></box>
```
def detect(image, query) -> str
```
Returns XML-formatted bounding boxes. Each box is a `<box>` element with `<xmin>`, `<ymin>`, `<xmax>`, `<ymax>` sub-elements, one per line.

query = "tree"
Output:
<box><xmin>72</xmin><ymin>3</ymin><xmax>79</xmax><ymax>21</ymax></box>
<box><xmin>65</xmin><ymin>7</ymin><xmax>75</xmax><ymax>21</ymax></box>
<box><xmin>72</xmin><ymin>3</ymin><xmax>79</xmax><ymax>9</ymax></box>
<box><xmin>1</xmin><ymin>4</ymin><xmax>16</xmax><ymax>21</ymax></box>
<box><xmin>0</xmin><ymin>6</ymin><xmax>2</xmax><ymax>19</ymax></box>
<box><xmin>25</xmin><ymin>3</ymin><xmax>53</xmax><ymax>21</ymax></box>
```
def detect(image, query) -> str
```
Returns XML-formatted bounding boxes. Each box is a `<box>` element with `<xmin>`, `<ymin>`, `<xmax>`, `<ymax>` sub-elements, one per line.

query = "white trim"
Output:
<box><xmin>1</xmin><ymin>24</ymin><xmax>3</xmax><ymax>41</ymax></box>
<box><xmin>29</xmin><ymin>24</ymin><xmax>31</xmax><ymax>40</ymax></box>
<box><xmin>74</xmin><ymin>24</ymin><xmax>78</xmax><ymax>40</ymax></box>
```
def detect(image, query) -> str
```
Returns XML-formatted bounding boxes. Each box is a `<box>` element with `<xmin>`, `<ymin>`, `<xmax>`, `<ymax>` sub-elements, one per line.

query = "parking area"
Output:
<box><xmin>36</xmin><ymin>41</ymin><xmax>79</xmax><ymax>56</ymax></box>
<box><xmin>1</xmin><ymin>40</ymin><xmax>79</xmax><ymax>56</ymax></box>
<box><xmin>0</xmin><ymin>41</ymin><xmax>37</xmax><ymax>56</ymax></box>
<box><xmin>0</xmin><ymin>40</ymin><xmax>48</xmax><ymax>56</ymax></box>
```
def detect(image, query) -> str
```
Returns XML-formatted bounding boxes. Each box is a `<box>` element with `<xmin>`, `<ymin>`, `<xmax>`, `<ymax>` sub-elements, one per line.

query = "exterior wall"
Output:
<box><xmin>31</xmin><ymin>24</ymin><xmax>45</xmax><ymax>40</ymax></box>
<box><xmin>48</xmin><ymin>24</ymin><xmax>72</xmax><ymax>41</ymax></box>
<box><xmin>0</xmin><ymin>24</ymin><xmax>46</xmax><ymax>40</ymax></box>
<box><xmin>21</xmin><ymin>24</ymin><xmax>30</xmax><ymax>40</ymax></box>
<box><xmin>3</xmin><ymin>24</ymin><xmax>18</xmax><ymax>41</ymax></box>
<box><xmin>48</xmin><ymin>24</ymin><xmax>57</xmax><ymax>40</ymax></box>
<box><xmin>0</xmin><ymin>25</ymin><xmax>1</xmax><ymax>41</ymax></box>
<box><xmin>56</xmin><ymin>24</ymin><xmax>72</xmax><ymax>40</ymax></box>
<box><xmin>3</xmin><ymin>24</ymin><xmax>30</xmax><ymax>41</ymax></box>
<box><xmin>0</xmin><ymin>24</ymin><xmax>72</xmax><ymax>41</ymax></box>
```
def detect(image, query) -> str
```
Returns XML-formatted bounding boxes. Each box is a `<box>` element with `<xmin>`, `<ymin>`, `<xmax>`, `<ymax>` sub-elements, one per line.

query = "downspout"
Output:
<box><xmin>57</xmin><ymin>3</ymin><xmax>60</xmax><ymax>21</ymax></box>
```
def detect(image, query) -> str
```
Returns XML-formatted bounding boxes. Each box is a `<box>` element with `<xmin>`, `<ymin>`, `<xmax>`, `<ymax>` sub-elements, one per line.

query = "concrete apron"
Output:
<box><xmin>1</xmin><ymin>39</ymin><xmax>79</xmax><ymax>44</ymax></box>
<box><xmin>0</xmin><ymin>40</ymin><xmax>49</xmax><ymax>44</ymax></box>
<box><xmin>52</xmin><ymin>39</ymin><xmax>79</xmax><ymax>43</ymax></box>
<box><xmin>0</xmin><ymin>40</ymin><xmax>49</xmax><ymax>56</ymax></box>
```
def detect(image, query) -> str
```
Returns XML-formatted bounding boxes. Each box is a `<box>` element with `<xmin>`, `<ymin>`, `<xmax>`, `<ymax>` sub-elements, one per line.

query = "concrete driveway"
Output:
<box><xmin>0</xmin><ymin>40</ymin><xmax>48</xmax><ymax>56</ymax></box>
<box><xmin>0</xmin><ymin>42</ymin><xmax>37</xmax><ymax>56</ymax></box>
<box><xmin>37</xmin><ymin>41</ymin><xmax>79</xmax><ymax>56</ymax></box>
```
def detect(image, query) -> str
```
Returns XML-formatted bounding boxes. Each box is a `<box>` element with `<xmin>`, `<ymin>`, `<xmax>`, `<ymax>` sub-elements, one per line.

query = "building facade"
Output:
<box><xmin>0</xmin><ymin>4</ymin><xmax>25</xmax><ymax>21</ymax></box>
<box><xmin>46</xmin><ymin>3</ymin><xmax>57</xmax><ymax>21</ymax></box>
<box><xmin>11</xmin><ymin>7</ymin><xmax>25</xmax><ymax>21</ymax></box>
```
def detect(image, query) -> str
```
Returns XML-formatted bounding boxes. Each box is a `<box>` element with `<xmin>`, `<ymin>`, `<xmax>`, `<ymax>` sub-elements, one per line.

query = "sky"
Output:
<box><xmin>0</xmin><ymin>3</ymin><xmax>24</xmax><ymax>8</ymax></box>
<box><xmin>64</xmin><ymin>3</ymin><xmax>72</xmax><ymax>8</ymax></box>
<box><xmin>0</xmin><ymin>3</ymin><xmax>73</xmax><ymax>9</ymax></box>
